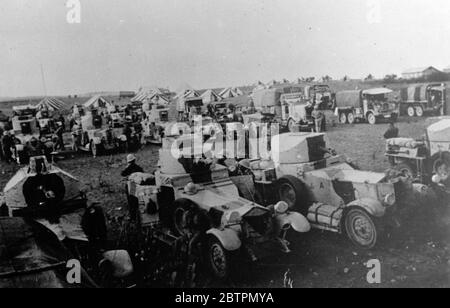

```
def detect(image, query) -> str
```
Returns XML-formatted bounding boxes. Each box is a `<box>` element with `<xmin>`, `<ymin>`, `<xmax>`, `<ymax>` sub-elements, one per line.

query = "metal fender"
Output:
<box><xmin>119</xmin><ymin>134</ymin><xmax>127</xmax><ymax>142</ymax></box>
<box><xmin>346</xmin><ymin>198</ymin><xmax>385</xmax><ymax>217</ymax></box>
<box><xmin>92</xmin><ymin>137</ymin><xmax>102</xmax><ymax>145</ymax></box>
<box><xmin>275</xmin><ymin>212</ymin><xmax>311</xmax><ymax>233</ymax></box>
<box><xmin>206</xmin><ymin>228</ymin><xmax>242</xmax><ymax>251</ymax></box>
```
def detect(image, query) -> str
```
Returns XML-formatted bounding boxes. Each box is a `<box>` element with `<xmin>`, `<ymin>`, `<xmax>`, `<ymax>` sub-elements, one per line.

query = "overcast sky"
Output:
<box><xmin>1</xmin><ymin>0</ymin><xmax>450</xmax><ymax>97</ymax></box>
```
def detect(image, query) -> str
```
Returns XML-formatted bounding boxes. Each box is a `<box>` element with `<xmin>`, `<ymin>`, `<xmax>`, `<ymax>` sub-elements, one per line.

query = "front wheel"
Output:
<box><xmin>367</xmin><ymin>113</ymin><xmax>377</xmax><ymax>125</ymax></box>
<box><xmin>277</xmin><ymin>175</ymin><xmax>308</xmax><ymax>215</ymax></box>
<box><xmin>288</xmin><ymin>119</ymin><xmax>296</xmax><ymax>132</ymax></box>
<box><xmin>395</xmin><ymin>162</ymin><xmax>416</xmax><ymax>179</ymax></box>
<box><xmin>207</xmin><ymin>236</ymin><xmax>232</xmax><ymax>280</ymax></box>
<box><xmin>344</xmin><ymin>208</ymin><xmax>379</xmax><ymax>249</ymax></box>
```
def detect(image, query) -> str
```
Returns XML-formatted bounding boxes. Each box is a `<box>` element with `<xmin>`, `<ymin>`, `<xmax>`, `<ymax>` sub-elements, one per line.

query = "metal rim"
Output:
<box><xmin>340</xmin><ymin>113</ymin><xmax>347</xmax><ymax>124</ymax></box>
<box><xmin>279</xmin><ymin>183</ymin><xmax>297</xmax><ymax>209</ymax></box>
<box><xmin>210</xmin><ymin>242</ymin><xmax>227</xmax><ymax>278</ymax></box>
<box><xmin>367</xmin><ymin>113</ymin><xmax>376</xmax><ymax>125</ymax></box>
<box><xmin>415</xmin><ymin>106</ymin><xmax>424</xmax><ymax>117</ymax></box>
<box><xmin>347</xmin><ymin>113</ymin><xmax>355</xmax><ymax>124</ymax></box>
<box><xmin>346</xmin><ymin>209</ymin><xmax>376</xmax><ymax>248</ymax></box>
<box><xmin>288</xmin><ymin>120</ymin><xmax>295</xmax><ymax>132</ymax></box>
<box><xmin>407</xmin><ymin>106</ymin><xmax>416</xmax><ymax>117</ymax></box>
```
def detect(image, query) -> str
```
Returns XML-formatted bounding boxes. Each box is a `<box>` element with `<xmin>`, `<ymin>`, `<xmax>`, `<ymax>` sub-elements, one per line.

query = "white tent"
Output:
<box><xmin>200</xmin><ymin>89</ymin><xmax>221</xmax><ymax>104</ymax></box>
<box><xmin>131</xmin><ymin>86</ymin><xmax>170</xmax><ymax>103</ymax></box>
<box><xmin>83</xmin><ymin>95</ymin><xmax>113</xmax><ymax>110</ymax></box>
<box><xmin>36</xmin><ymin>97</ymin><xmax>67</xmax><ymax>111</ymax></box>
<box><xmin>219</xmin><ymin>87</ymin><xmax>239</xmax><ymax>99</ymax></box>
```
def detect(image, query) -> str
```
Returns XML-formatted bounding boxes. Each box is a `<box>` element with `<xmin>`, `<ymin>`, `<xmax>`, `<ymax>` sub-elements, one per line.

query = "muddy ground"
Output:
<box><xmin>1</xmin><ymin>115</ymin><xmax>449</xmax><ymax>288</ymax></box>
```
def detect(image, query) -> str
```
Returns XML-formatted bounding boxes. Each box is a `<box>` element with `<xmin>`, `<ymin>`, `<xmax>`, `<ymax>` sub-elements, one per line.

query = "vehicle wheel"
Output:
<box><xmin>344</xmin><ymin>208</ymin><xmax>378</xmax><ymax>249</ymax></box>
<box><xmin>339</xmin><ymin>112</ymin><xmax>348</xmax><ymax>124</ymax></box>
<box><xmin>347</xmin><ymin>112</ymin><xmax>355</xmax><ymax>124</ymax></box>
<box><xmin>288</xmin><ymin>119</ymin><xmax>296</xmax><ymax>132</ymax></box>
<box><xmin>207</xmin><ymin>236</ymin><xmax>232</xmax><ymax>280</ymax></box>
<box><xmin>367</xmin><ymin>112</ymin><xmax>377</xmax><ymax>125</ymax></box>
<box><xmin>395</xmin><ymin>162</ymin><xmax>416</xmax><ymax>179</ymax></box>
<box><xmin>277</xmin><ymin>175</ymin><xmax>308</xmax><ymax>215</ymax></box>
<box><xmin>415</xmin><ymin>105</ymin><xmax>424</xmax><ymax>117</ymax></box>
<box><xmin>407</xmin><ymin>106</ymin><xmax>416</xmax><ymax>117</ymax></box>
<box><xmin>172</xmin><ymin>199</ymin><xmax>199</xmax><ymax>236</ymax></box>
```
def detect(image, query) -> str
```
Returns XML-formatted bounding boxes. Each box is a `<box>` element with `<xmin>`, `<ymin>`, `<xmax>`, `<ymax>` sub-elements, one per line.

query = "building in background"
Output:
<box><xmin>402</xmin><ymin>66</ymin><xmax>442</xmax><ymax>80</ymax></box>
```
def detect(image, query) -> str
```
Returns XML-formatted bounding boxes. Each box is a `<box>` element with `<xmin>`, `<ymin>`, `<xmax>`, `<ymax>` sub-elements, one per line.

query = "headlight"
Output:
<box><xmin>274</xmin><ymin>201</ymin><xmax>289</xmax><ymax>214</ymax></box>
<box><xmin>383</xmin><ymin>193</ymin><xmax>396</xmax><ymax>207</ymax></box>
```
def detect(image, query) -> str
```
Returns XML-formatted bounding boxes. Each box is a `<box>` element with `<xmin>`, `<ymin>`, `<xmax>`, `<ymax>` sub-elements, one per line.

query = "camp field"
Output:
<box><xmin>0</xmin><ymin>114</ymin><xmax>449</xmax><ymax>288</ymax></box>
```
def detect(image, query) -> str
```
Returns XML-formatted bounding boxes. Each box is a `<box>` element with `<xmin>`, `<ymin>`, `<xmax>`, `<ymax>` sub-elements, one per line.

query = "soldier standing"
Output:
<box><xmin>311</xmin><ymin>105</ymin><xmax>325</xmax><ymax>133</ymax></box>
<box><xmin>1</xmin><ymin>131</ymin><xmax>13</xmax><ymax>163</ymax></box>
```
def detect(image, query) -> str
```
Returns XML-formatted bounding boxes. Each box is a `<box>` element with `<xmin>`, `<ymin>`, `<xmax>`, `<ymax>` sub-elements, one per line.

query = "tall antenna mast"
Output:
<box><xmin>40</xmin><ymin>64</ymin><xmax>47</xmax><ymax>97</ymax></box>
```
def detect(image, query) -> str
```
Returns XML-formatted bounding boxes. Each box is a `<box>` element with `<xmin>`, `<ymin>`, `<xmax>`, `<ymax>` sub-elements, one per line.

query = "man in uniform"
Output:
<box><xmin>121</xmin><ymin>154</ymin><xmax>144</xmax><ymax>177</ymax></box>
<box><xmin>311</xmin><ymin>105</ymin><xmax>325</xmax><ymax>133</ymax></box>
<box><xmin>384</xmin><ymin>121</ymin><xmax>399</xmax><ymax>139</ymax></box>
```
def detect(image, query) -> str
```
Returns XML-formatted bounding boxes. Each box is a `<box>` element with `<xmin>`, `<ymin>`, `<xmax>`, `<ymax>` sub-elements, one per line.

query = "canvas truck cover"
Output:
<box><xmin>335</xmin><ymin>90</ymin><xmax>362</xmax><ymax>109</ymax></box>
<box><xmin>252</xmin><ymin>88</ymin><xmax>283</xmax><ymax>108</ymax></box>
<box><xmin>271</xmin><ymin>132</ymin><xmax>327</xmax><ymax>165</ymax></box>
<box><xmin>401</xmin><ymin>84</ymin><xmax>428</xmax><ymax>102</ymax></box>
<box><xmin>427</xmin><ymin>119</ymin><xmax>450</xmax><ymax>143</ymax></box>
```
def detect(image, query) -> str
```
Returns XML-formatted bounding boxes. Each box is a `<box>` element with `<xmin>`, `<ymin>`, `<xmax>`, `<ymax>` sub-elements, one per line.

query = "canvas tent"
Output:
<box><xmin>83</xmin><ymin>95</ymin><xmax>113</xmax><ymax>110</ymax></box>
<box><xmin>219</xmin><ymin>87</ymin><xmax>240</xmax><ymax>99</ymax></box>
<box><xmin>201</xmin><ymin>89</ymin><xmax>221</xmax><ymax>104</ymax></box>
<box><xmin>131</xmin><ymin>87</ymin><xmax>170</xmax><ymax>103</ymax></box>
<box><xmin>36</xmin><ymin>97</ymin><xmax>67</xmax><ymax>111</ymax></box>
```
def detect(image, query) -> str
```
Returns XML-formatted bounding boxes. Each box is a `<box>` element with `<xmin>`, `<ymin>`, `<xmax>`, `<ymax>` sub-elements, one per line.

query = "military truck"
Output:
<box><xmin>245</xmin><ymin>132</ymin><xmax>426</xmax><ymax>249</ymax></box>
<box><xmin>304</xmin><ymin>84</ymin><xmax>335</xmax><ymax>110</ymax></box>
<box><xmin>385</xmin><ymin>119</ymin><xmax>450</xmax><ymax>183</ymax></box>
<box><xmin>400</xmin><ymin>83</ymin><xmax>446</xmax><ymax>117</ymax></box>
<box><xmin>125</xmin><ymin>136</ymin><xmax>310</xmax><ymax>279</ymax></box>
<box><xmin>177</xmin><ymin>97</ymin><xmax>205</xmax><ymax>122</ymax></box>
<box><xmin>142</xmin><ymin>104</ymin><xmax>170</xmax><ymax>145</ymax></box>
<box><xmin>10</xmin><ymin>105</ymin><xmax>41</xmax><ymax>163</ymax></box>
<box><xmin>335</xmin><ymin>88</ymin><xmax>398</xmax><ymax>125</ymax></box>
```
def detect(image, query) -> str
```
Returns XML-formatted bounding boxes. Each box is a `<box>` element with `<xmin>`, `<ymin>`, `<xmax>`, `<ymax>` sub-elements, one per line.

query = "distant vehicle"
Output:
<box><xmin>280</xmin><ymin>92</ymin><xmax>314</xmax><ymax>132</ymax></box>
<box><xmin>10</xmin><ymin>105</ymin><xmax>41</xmax><ymax>163</ymax></box>
<box><xmin>246</xmin><ymin>132</ymin><xmax>427</xmax><ymax>249</ymax></box>
<box><xmin>304</xmin><ymin>84</ymin><xmax>335</xmax><ymax>110</ymax></box>
<box><xmin>400</xmin><ymin>83</ymin><xmax>446</xmax><ymax>117</ymax></box>
<box><xmin>142</xmin><ymin>104</ymin><xmax>170</xmax><ymax>145</ymax></box>
<box><xmin>335</xmin><ymin>88</ymin><xmax>398</xmax><ymax>125</ymax></box>
<box><xmin>73</xmin><ymin>111</ymin><xmax>127</xmax><ymax>157</ymax></box>
<box><xmin>177</xmin><ymin>97</ymin><xmax>205</xmax><ymax>122</ymax></box>
<box><xmin>126</xmin><ymin>136</ymin><xmax>310</xmax><ymax>279</ymax></box>
<box><xmin>385</xmin><ymin>119</ymin><xmax>450</xmax><ymax>183</ymax></box>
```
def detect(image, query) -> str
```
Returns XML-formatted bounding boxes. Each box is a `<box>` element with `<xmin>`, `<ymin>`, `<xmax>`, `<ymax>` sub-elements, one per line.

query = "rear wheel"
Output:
<box><xmin>367</xmin><ymin>112</ymin><xmax>377</xmax><ymax>125</ymax></box>
<box><xmin>339</xmin><ymin>112</ymin><xmax>348</xmax><ymax>124</ymax></box>
<box><xmin>347</xmin><ymin>112</ymin><xmax>355</xmax><ymax>124</ymax></box>
<box><xmin>407</xmin><ymin>106</ymin><xmax>416</xmax><ymax>117</ymax></box>
<box><xmin>415</xmin><ymin>105</ymin><xmax>424</xmax><ymax>117</ymax></box>
<box><xmin>345</xmin><ymin>208</ymin><xmax>378</xmax><ymax>249</ymax></box>
<box><xmin>277</xmin><ymin>175</ymin><xmax>308</xmax><ymax>215</ymax></box>
<box><xmin>173</xmin><ymin>199</ymin><xmax>199</xmax><ymax>236</ymax></box>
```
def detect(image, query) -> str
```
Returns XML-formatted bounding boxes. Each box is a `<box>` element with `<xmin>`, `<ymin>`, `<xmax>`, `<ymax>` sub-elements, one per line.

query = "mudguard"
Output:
<box><xmin>206</xmin><ymin>228</ymin><xmax>242</xmax><ymax>251</ymax></box>
<box><xmin>346</xmin><ymin>198</ymin><xmax>385</xmax><ymax>217</ymax></box>
<box><xmin>274</xmin><ymin>212</ymin><xmax>311</xmax><ymax>233</ymax></box>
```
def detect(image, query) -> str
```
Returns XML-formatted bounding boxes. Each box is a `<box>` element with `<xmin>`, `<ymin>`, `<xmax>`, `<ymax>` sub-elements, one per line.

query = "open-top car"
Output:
<box><xmin>243</xmin><ymin>132</ymin><xmax>428</xmax><ymax>249</ymax></box>
<box><xmin>125</xmin><ymin>135</ymin><xmax>310</xmax><ymax>279</ymax></box>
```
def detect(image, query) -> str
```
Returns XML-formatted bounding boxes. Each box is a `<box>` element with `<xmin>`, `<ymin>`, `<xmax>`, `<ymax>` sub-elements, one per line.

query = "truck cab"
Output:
<box><xmin>280</xmin><ymin>92</ymin><xmax>314</xmax><ymax>132</ymax></box>
<box><xmin>401</xmin><ymin>83</ymin><xmax>446</xmax><ymax>117</ymax></box>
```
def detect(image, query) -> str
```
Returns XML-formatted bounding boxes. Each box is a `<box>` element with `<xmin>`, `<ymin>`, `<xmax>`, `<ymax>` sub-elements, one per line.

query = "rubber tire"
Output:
<box><xmin>407</xmin><ymin>106</ymin><xmax>416</xmax><ymax>117</ymax></box>
<box><xmin>277</xmin><ymin>175</ymin><xmax>309</xmax><ymax>215</ymax></box>
<box><xmin>172</xmin><ymin>198</ymin><xmax>199</xmax><ymax>236</ymax></box>
<box><xmin>415</xmin><ymin>105</ymin><xmax>424</xmax><ymax>117</ymax></box>
<box><xmin>367</xmin><ymin>112</ymin><xmax>377</xmax><ymax>125</ymax></box>
<box><xmin>206</xmin><ymin>236</ymin><xmax>232</xmax><ymax>280</ymax></box>
<box><xmin>339</xmin><ymin>112</ymin><xmax>348</xmax><ymax>124</ymax></box>
<box><xmin>347</xmin><ymin>112</ymin><xmax>355</xmax><ymax>124</ymax></box>
<box><xmin>344</xmin><ymin>207</ymin><xmax>379</xmax><ymax>249</ymax></box>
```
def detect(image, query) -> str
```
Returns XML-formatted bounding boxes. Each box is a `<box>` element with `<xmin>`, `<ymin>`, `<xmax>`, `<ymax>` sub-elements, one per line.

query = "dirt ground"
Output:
<box><xmin>0</xmin><ymin>115</ymin><xmax>449</xmax><ymax>288</ymax></box>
